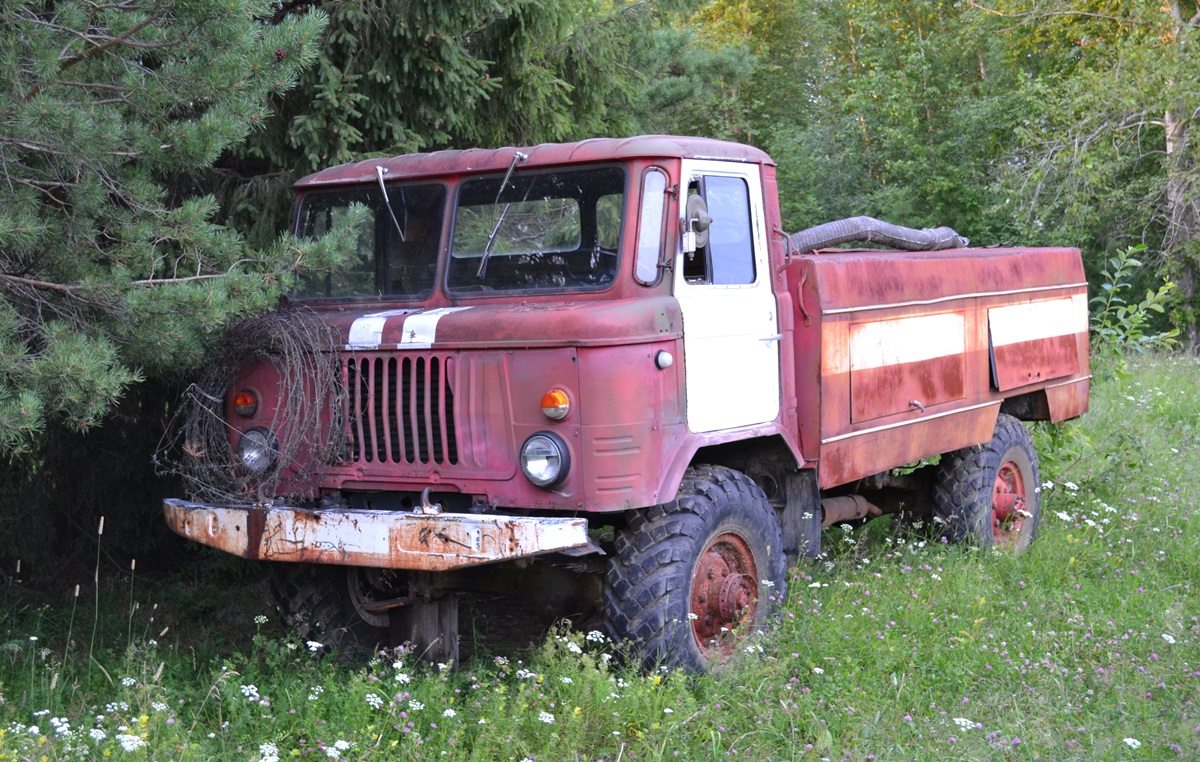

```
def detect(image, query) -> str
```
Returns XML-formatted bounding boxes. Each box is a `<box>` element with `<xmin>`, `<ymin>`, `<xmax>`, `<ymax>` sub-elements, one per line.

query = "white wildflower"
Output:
<box><xmin>395</xmin><ymin>672</ymin><xmax>412</xmax><ymax>684</ymax></box>
<box><xmin>117</xmin><ymin>733</ymin><xmax>146</xmax><ymax>752</ymax></box>
<box><xmin>1123</xmin><ymin>738</ymin><xmax>1141</xmax><ymax>749</ymax></box>
<box><xmin>365</xmin><ymin>693</ymin><xmax>384</xmax><ymax>709</ymax></box>
<box><xmin>120</xmin><ymin>677</ymin><xmax>137</xmax><ymax>688</ymax></box>
<box><xmin>567</xmin><ymin>641</ymin><xmax>583</xmax><ymax>654</ymax></box>
<box><xmin>443</xmin><ymin>708</ymin><xmax>457</xmax><ymax>718</ymax></box>
<box><xmin>308</xmin><ymin>686</ymin><xmax>324</xmax><ymax>701</ymax></box>
<box><xmin>1162</xmin><ymin>634</ymin><xmax>1177</xmax><ymax>645</ymax></box>
<box><xmin>561</xmin><ymin>676</ymin><xmax>574</xmax><ymax>684</ymax></box>
<box><xmin>306</xmin><ymin>640</ymin><xmax>323</xmax><ymax>653</ymax></box>
<box><xmin>408</xmin><ymin>700</ymin><xmax>424</xmax><ymax>711</ymax></box>
<box><xmin>240</xmin><ymin>684</ymin><xmax>260</xmax><ymax>700</ymax></box>
<box><xmin>1056</xmin><ymin>511</ymin><xmax>1072</xmax><ymax>521</ymax></box>
<box><xmin>538</xmin><ymin>711</ymin><xmax>555</xmax><ymax>724</ymax></box>
<box><xmin>586</xmin><ymin>630</ymin><xmax>606</xmax><ymax>643</ymax></box>
<box><xmin>812</xmin><ymin>667</ymin><xmax>825</xmax><ymax>674</ymax></box>
<box><xmin>89</xmin><ymin>728</ymin><xmax>107</xmax><ymax>741</ymax></box>
<box><xmin>259</xmin><ymin>742</ymin><xmax>280</xmax><ymax>762</ymax></box>
<box><xmin>253</xmin><ymin>615</ymin><xmax>268</xmax><ymax>625</ymax></box>
<box><xmin>953</xmin><ymin>717</ymin><xmax>975</xmax><ymax>729</ymax></box>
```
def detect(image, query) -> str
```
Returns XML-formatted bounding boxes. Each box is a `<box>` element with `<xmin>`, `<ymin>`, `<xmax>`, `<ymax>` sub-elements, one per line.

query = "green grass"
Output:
<box><xmin>3</xmin><ymin>355</ymin><xmax>1200</xmax><ymax>760</ymax></box>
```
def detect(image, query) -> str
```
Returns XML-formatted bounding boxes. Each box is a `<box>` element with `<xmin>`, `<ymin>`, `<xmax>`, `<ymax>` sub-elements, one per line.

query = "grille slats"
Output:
<box><xmin>345</xmin><ymin>354</ymin><xmax>459</xmax><ymax>465</ymax></box>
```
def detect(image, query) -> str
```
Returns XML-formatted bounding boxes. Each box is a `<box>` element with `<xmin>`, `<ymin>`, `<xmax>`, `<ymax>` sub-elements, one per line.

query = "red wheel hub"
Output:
<box><xmin>992</xmin><ymin>460</ymin><xmax>1028</xmax><ymax>548</ymax></box>
<box><xmin>691</xmin><ymin>533</ymin><xmax>759</xmax><ymax>658</ymax></box>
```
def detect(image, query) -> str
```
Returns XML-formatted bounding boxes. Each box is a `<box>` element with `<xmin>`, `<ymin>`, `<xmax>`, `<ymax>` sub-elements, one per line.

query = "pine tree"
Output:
<box><xmin>0</xmin><ymin>0</ymin><xmax>330</xmax><ymax>455</ymax></box>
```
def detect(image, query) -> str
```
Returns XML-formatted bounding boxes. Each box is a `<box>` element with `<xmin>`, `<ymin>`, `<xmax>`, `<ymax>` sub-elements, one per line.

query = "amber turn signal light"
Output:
<box><xmin>233</xmin><ymin>389</ymin><xmax>258</xmax><ymax>417</ymax></box>
<box><xmin>540</xmin><ymin>388</ymin><xmax>570</xmax><ymax>420</ymax></box>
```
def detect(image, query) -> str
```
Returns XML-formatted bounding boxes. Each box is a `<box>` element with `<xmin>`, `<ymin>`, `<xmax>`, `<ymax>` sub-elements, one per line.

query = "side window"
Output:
<box><xmin>681</xmin><ymin>175</ymin><xmax>755</xmax><ymax>285</ymax></box>
<box><xmin>635</xmin><ymin>168</ymin><xmax>667</xmax><ymax>285</ymax></box>
<box><xmin>705</xmin><ymin>176</ymin><xmax>755</xmax><ymax>285</ymax></box>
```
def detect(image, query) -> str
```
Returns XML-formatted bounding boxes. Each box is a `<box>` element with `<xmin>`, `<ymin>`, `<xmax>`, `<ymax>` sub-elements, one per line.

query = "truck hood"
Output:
<box><xmin>319</xmin><ymin>297</ymin><xmax>683</xmax><ymax>351</ymax></box>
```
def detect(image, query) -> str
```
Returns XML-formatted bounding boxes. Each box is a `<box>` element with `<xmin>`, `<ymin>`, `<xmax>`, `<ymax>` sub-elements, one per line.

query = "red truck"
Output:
<box><xmin>164</xmin><ymin>136</ymin><xmax>1089</xmax><ymax>673</ymax></box>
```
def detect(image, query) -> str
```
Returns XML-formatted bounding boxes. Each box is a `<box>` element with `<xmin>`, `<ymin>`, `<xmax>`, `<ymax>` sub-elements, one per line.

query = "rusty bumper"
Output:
<box><xmin>163</xmin><ymin>499</ymin><xmax>589</xmax><ymax>571</ymax></box>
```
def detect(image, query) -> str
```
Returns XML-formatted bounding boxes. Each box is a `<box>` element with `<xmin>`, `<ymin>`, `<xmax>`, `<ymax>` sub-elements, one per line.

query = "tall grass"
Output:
<box><xmin>2</xmin><ymin>355</ymin><xmax>1198</xmax><ymax>760</ymax></box>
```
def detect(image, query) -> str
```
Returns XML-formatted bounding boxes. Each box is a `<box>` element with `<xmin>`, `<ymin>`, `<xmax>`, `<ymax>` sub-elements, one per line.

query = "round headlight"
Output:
<box><xmin>237</xmin><ymin>427</ymin><xmax>277</xmax><ymax>476</ymax></box>
<box><xmin>520</xmin><ymin>432</ymin><xmax>570</xmax><ymax>488</ymax></box>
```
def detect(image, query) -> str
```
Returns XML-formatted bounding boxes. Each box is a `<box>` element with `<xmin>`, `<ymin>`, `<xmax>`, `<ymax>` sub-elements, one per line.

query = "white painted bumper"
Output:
<box><xmin>163</xmin><ymin>499</ymin><xmax>589</xmax><ymax>571</ymax></box>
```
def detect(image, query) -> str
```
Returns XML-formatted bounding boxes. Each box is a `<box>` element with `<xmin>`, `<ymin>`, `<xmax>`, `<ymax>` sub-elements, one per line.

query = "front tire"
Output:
<box><xmin>932</xmin><ymin>414</ymin><xmax>1041</xmax><ymax>553</ymax></box>
<box><xmin>604</xmin><ymin>465</ymin><xmax>787</xmax><ymax>673</ymax></box>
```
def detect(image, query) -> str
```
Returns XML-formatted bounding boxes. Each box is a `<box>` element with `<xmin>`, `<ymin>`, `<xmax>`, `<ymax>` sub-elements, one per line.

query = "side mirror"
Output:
<box><xmin>682</xmin><ymin>194</ymin><xmax>712</xmax><ymax>254</ymax></box>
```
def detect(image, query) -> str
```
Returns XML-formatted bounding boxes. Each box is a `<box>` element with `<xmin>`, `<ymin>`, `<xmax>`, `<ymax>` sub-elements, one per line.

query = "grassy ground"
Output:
<box><xmin>2</xmin><ymin>355</ymin><xmax>1199</xmax><ymax>761</ymax></box>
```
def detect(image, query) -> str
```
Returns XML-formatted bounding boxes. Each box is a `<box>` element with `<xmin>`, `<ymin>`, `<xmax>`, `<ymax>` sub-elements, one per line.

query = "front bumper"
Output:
<box><xmin>163</xmin><ymin>498</ymin><xmax>588</xmax><ymax>571</ymax></box>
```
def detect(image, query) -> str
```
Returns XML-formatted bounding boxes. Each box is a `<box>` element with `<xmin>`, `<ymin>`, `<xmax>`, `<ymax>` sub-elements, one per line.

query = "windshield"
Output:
<box><xmin>447</xmin><ymin>166</ymin><xmax>625</xmax><ymax>292</ymax></box>
<box><xmin>295</xmin><ymin>183</ymin><xmax>446</xmax><ymax>299</ymax></box>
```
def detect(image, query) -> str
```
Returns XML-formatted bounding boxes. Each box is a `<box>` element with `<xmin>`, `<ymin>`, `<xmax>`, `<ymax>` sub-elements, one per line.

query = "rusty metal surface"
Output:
<box><xmin>809</xmin><ymin>246</ymin><xmax>1085</xmax><ymax>314</ymax></box>
<box><xmin>988</xmin><ymin>295</ymin><xmax>1087</xmax><ymax>391</ymax></box>
<box><xmin>163</xmin><ymin>499</ymin><xmax>588</xmax><ymax>571</ymax></box>
<box><xmin>295</xmin><ymin>136</ymin><xmax>773</xmax><ymax>189</ymax></box>
<box><xmin>795</xmin><ymin>244</ymin><xmax>1089</xmax><ymax>491</ymax></box>
<box><xmin>818</xmin><ymin>402</ymin><xmax>1000</xmax><ymax>489</ymax></box>
<box><xmin>323</xmin><ymin>297</ymin><xmax>683</xmax><ymax>351</ymax></box>
<box><xmin>1043</xmin><ymin>376</ymin><xmax>1091</xmax><ymax>422</ymax></box>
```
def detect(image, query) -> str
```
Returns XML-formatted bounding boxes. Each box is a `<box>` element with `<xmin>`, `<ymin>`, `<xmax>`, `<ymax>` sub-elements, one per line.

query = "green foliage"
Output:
<box><xmin>0</xmin><ymin>0</ymin><xmax>335</xmax><ymax>456</ymax></box>
<box><xmin>1089</xmin><ymin>245</ymin><xmax>1179</xmax><ymax>377</ymax></box>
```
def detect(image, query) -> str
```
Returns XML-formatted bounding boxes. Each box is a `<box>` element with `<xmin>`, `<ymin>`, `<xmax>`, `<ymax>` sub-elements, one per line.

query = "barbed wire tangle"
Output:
<box><xmin>156</xmin><ymin>311</ymin><xmax>347</xmax><ymax>504</ymax></box>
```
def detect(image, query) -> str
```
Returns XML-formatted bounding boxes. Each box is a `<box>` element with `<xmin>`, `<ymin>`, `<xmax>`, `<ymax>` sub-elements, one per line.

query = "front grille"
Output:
<box><xmin>345</xmin><ymin>354</ymin><xmax>458</xmax><ymax>465</ymax></box>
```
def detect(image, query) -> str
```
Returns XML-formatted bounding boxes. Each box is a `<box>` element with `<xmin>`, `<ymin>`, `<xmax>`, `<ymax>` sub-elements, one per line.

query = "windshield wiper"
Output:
<box><xmin>375</xmin><ymin>166</ymin><xmax>406</xmax><ymax>242</ymax></box>
<box><xmin>477</xmin><ymin>151</ymin><xmax>528</xmax><ymax>278</ymax></box>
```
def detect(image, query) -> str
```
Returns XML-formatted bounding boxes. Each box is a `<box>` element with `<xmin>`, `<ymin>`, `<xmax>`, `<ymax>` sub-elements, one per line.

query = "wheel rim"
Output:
<box><xmin>992</xmin><ymin>460</ymin><xmax>1028</xmax><ymax>549</ymax></box>
<box><xmin>690</xmin><ymin>532</ymin><xmax>760</xmax><ymax>659</ymax></box>
<box><xmin>346</xmin><ymin>568</ymin><xmax>400</xmax><ymax>629</ymax></box>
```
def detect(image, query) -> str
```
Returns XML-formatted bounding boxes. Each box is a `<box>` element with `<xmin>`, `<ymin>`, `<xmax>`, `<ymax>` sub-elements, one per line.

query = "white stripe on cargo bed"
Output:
<box><xmin>988</xmin><ymin>294</ymin><xmax>1088</xmax><ymax>347</ymax></box>
<box><xmin>849</xmin><ymin>312</ymin><xmax>966</xmax><ymax>371</ymax></box>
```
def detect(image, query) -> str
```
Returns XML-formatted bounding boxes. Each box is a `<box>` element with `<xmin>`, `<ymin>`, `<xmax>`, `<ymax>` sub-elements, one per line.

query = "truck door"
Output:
<box><xmin>674</xmin><ymin>160</ymin><xmax>780</xmax><ymax>433</ymax></box>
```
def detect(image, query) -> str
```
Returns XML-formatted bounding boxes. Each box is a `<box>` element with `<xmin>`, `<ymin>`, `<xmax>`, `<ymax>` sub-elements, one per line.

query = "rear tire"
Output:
<box><xmin>269</xmin><ymin>564</ymin><xmax>400</xmax><ymax>654</ymax></box>
<box><xmin>932</xmin><ymin>414</ymin><xmax>1041</xmax><ymax>553</ymax></box>
<box><xmin>604</xmin><ymin>465</ymin><xmax>787</xmax><ymax>673</ymax></box>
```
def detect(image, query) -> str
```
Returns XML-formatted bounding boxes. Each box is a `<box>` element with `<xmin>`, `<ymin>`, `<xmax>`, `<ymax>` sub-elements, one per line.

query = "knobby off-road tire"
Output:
<box><xmin>932</xmin><ymin>413</ymin><xmax>1041</xmax><ymax>553</ymax></box>
<box><xmin>604</xmin><ymin>465</ymin><xmax>788</xmax><ymax>674</ymax></box>
<box><xmin>270</xmin><ymin>564</ymin><xmax>398</xmax><ymax>655</ymax></box>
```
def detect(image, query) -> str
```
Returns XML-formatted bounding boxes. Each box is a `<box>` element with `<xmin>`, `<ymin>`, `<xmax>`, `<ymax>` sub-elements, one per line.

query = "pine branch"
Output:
<box><xmin>132</xmin><ymin>259</ymin><xmax>256</xmax><ymax>286</ymax></box>
<box><xmin>0</xmin><ymin>273</ymin><xmax>82</xmax><ymax>296</ymax></box>
<box><xmin>20</xmin><ymin>9</ymin><xmax>167</xmax><ymax>103</ymax></box>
